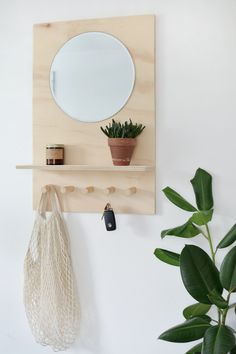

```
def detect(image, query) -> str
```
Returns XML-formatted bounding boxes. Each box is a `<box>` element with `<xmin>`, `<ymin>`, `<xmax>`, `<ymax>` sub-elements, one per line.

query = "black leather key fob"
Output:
<box><xmin>102</xmin><ymin>203</ymin><xmax>116</xmax><ymax>231</ymax></box>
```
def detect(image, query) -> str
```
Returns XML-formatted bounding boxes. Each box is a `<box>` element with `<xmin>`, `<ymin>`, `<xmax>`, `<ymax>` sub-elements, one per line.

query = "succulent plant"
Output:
<box><xmin>100</xmin><ymin>119</ymin><xmax>145</xmax><ymax>138</ymax></box>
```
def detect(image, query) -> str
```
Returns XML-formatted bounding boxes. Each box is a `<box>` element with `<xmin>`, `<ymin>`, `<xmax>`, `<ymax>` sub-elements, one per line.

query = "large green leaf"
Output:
<box><xmin>231</xmin><ymin>345</ymin><xmax>236</xmax><ymax>354</ymax></box>
<box><xmin>217</xmin><ymin>224</ymin><xmax>236</xmax><ymax>249</ymax></box>
<box><xmin>162</xmin><ymin>187</ymin><xmax>197</xmax><ymax>212</ymax></box>
<box><xmin>159</xmin><ymin>317</ymin><xmax>211</xmax><ymax>343</ymax></box>
<box><xmin>183</xmin><ymin>303</ymin><xmax>211</xmax><ymax>320</ymax></box>
<box><xmin>202</xmin><ymin>325</ymin><xmax>235</xmax><ymax>354</ymax></box>
<box><xmin>190</xmin><ymin>210</ymin><xmax>213</xmax><ymax>226</ymax></box>
<box><xmin>198</xmin><ymin>315</ymin><xmax>212</xmax><ymax>323</ymax></box>
<box><xmin>220</xmin><ymin>246</ymin><xmax>236</xmax><ymax>292</ymax></box>
<box><xmin>161</xmin><ymin>221</ymin><xmax>200</xmax><ymax>239</ymax></box>
<box><xmin>180</xmin><ymin>245</ymin><xmax>222</xmax><ymax>304</ymax></box>
<box><xmin>185</xmin><ymin>342</ymin><xmax>202</xmax><ymax>354</ymax></box>
<box><xmin>207</xmin><ymin>289</ymin><xmax>228</xmax><ymax>309</ymax></box>
<box><xmin>190</xmin><ymin>168</ymin><xmax>213</xmax><ymax>211</ymax></box>
<box><xmin>154</xmin><ymin>248</ymin><xmax>180</xmax><ymax>266</ymax></box>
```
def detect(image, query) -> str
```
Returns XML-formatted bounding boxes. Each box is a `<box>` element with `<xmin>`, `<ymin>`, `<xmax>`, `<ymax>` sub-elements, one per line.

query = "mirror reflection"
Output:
<box><xmin>50</xmin><ymin>32</ymin><xmax>135</xmax><ymax>122</ymax></box>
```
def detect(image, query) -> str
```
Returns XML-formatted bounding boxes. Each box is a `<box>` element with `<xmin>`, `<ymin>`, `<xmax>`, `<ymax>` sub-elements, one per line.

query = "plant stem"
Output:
<box><xmin>198</xmin><ymin>228</ymin><xmax>208</xmax><ymax>240</ymax></box>
<box><xmin>218</xmin><ymin>309</ymin><xmax>222</xmax><ymax>325</ymax></box>
<box><xmin>195</xmin><ymin>223</ymin><xmax>229</xmax><ymax>325</ymax></box>
<box><xmin>196</xmin><ymin>224</ymin><xmax>215</xmax><ymax>262</ymax></box>
<box><xmin>204</xmin><ymin>223</ymin><xmax>223</xmax><ymax>324</ymax></box>
<box><xmin>205</xmin><ymin>223</ymin><xmax>215</xmax><ymax>264</ymax></box>
<box><xmin>211</xmin><ymin>318</ymin><xmax>219</xmax><ymax>324</ymax></box>
<box><xmin>222</xmin><ymin>292</ymin><xmax>232</xmax><ymax>325</ymax></box>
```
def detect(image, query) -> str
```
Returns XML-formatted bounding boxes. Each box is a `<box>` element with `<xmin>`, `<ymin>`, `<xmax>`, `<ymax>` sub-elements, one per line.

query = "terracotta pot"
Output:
<box><xmin>108</xmin><ymin>138</ymin><xmax>136</xmax><ymax>166</ymax></box>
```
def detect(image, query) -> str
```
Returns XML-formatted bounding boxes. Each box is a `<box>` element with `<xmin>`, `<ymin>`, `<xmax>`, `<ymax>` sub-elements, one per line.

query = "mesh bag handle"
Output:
<box><xmin>37</xmin><ymin>185</ymin><xmax>62</xmax><ymax>215</ymax></box>
<box><xmin>49</xmin><ymin>185</ymin><xmax>62</xmax><ymax>213</ymax></box>
<box><xmin>37</xmin><ymin>189</ymin><xmax>49</xmax><ymax>214</ymax></box>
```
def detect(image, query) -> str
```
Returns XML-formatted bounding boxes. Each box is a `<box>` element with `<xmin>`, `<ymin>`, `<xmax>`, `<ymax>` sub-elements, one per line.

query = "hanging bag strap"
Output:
<box><xmin>37</xmin><ymin>185</ymin><xmax>62</xmax><ymax>216</ymax></box>
<box><xmin>37</xmin><ymin>189</ymin><xmax>49</xmax><ymax>216</ymax></box>
<box><xmin>49</xmin><ymin>185</ymin><xmax>62</xmax><ymax>214</ymax></box>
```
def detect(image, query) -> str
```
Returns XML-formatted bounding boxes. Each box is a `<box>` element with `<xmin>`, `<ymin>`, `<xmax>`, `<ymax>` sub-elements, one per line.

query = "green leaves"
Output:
<box><xmin>217</xmin><ymin>224</ymin><xmax>236</xmax><ymax>249</ymax></box>
<box><xmin>157</xmin><ymin>168</ymin><xmax>236</xmax><ymax>351</ymax></box>
<box><xmin>220</xmin><ymin>246</ymin><xmax>236</xmax><ymax>292</ymax></box>
<box><xmin>100</xmin><ymin>119</ymin><xmax>145</xmax><ymax>138</ymax></box>
<box><xmin>202</xmin><ymin>325</ymin><xmax>235</xmax><ymax>354</ymax></box>
<box><xmin>159</xmin><ymin>317</ymin><xmax>211</xmax><ymax>343</ymax></box>
<box><xmin>190</xmin><ymin>168</ymin><xmax>213</xmax><ymax>211</ymax></box>
<box><xmin>207</xmin><ymin>289</ymin><xmax>228</xmax><ymax>309</ymax></box>
<box><xmin>183</xmin><ymin>303</ymin><xmax>211</xmax><ymax>320</ymax></box>
<box><xmin>161</xmin><ymin>169</ymin><xmax>215</xmax><ymax>244</ymax></box>
<box><xmin>162</xmin><ymin>187</ymin><xmax>197</xmax><ymax>212</ymax></box>
<box><xmin>162</xmin><ymin>168</ymin><xmax>213</xmax><ymax>213</ymax></box>
<box><xmin>185</xmin><ymin>342</ymin><xmax>202</xmax><ymax>354</ymax></box>
<box><xmin>161</xmin><ymin>168</ymin><xmax>215</xmax><ymax>244</ymax></box>
<box><xmin>180</xmin><ymin>245</ymin><xmax>222</xmax><ymax>304</ymax></box>
<box><xmin>154</xmin><ymin>248</ymin><xmax>180</xmax><ymax>266</ymax></box>
<box><xmin>190</xmin><ymin>210</ymin><xmax>213</xmax><ymax>226</ymax></box>
<box><xmin>231</xmin><ymin>346</ymin><xmax>236</xmax><ymax>353</ymax></box>
<box><xmin>161</xmin><ymin>221</ymin><xmax>200</xmax><ymax>239</ymax></box>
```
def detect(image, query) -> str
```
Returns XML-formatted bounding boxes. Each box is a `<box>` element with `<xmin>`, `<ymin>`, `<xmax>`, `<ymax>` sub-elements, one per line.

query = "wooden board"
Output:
<box><xmin>33</xmin><ymin>15</ymin><xmax>155</xmax><ymax>213</ymax></box>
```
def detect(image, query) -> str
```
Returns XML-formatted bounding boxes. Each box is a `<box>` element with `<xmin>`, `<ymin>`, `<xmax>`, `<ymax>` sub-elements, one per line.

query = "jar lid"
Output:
<box><xmin>46</xmin><ymin>144</ymin><xmax>64</xmax><ymax>148</ymax></box>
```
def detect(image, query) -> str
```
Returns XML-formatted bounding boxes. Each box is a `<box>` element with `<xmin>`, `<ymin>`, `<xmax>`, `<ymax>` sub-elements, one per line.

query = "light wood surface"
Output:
<box><xmin>16</xmin><ymin>164</ymin><xmax>154</xmax><ymax>172</ymax></box>
<box><xmin>32</xmin><ymin>15</ymin><xmax>156</xmax><ymax>213</ymax></box>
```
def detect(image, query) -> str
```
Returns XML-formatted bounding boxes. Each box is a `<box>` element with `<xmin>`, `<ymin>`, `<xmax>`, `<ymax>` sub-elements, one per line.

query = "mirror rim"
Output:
<box><xmin>49</xmin><ymin>31</ymin><xmax>136</xmax><ymax>123</ymax></box>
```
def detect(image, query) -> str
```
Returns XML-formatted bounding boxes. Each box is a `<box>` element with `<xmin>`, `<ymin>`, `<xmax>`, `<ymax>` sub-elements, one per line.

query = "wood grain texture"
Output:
<box><xmin>32</xmin><ymin>15</ymin><xmax>155</xmax><ymax>213</ymax></box>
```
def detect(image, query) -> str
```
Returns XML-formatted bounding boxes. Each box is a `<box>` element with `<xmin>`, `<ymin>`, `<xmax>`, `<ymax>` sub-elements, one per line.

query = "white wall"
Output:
<box><xmin>1</xmin><ymin>0</ymin><xmax>236</xmax><ymax>353</ymax></box>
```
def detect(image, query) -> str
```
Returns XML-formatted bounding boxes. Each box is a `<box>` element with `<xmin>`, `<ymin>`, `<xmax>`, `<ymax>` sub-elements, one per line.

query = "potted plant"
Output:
<box><xmin>154</xmin><ymin>168</ymin><xmax>236</xmax><ymax>354</ymax></box>
<box><xmin>100</xmin><ymin>119</ymin><xmax>145</xmax><ymax>166</ymax></box>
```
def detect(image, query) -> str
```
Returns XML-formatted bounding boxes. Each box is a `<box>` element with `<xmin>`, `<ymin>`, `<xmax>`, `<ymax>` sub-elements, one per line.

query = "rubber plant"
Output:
<box><xmin>154</xmin><ymin>168</ymin><xmax>236</xmax><ymax>354</ymax></box>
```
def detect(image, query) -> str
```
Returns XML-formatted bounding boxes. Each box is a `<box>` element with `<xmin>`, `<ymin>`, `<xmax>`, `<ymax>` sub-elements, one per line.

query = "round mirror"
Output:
<box><xmin>50</xmin><ymin>32</ymin><xmax>135</xmax><ymax>122</ymax></box>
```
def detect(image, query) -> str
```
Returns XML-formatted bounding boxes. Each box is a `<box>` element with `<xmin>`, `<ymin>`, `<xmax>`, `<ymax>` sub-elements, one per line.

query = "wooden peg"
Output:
<box><xmin>60</xmin><ymin>185</ymin><xmax>75</xmax><ymax>194</ymax></box>
<box><xmin>126</xmin><ymin>187</ymin><xmax>137</xmax><ymax>196</ymax></box>
<box><xmin>104</xmin><ymin>186</ymin><xmax>116</xmax><ymax>195</ymax></box>
<box><xmin>41</xmin><ymin>185</ymin><xmax>50</xmax><ymax>194</ymax></box>
<box><xmin>81</xmin><ymin>186</ymin><xmax>94</xmax><ymax>194</ymax></box>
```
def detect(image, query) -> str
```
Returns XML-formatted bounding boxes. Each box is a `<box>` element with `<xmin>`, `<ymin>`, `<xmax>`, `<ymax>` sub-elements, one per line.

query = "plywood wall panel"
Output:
<box><xmin>33</xmin><ymin>15</ymin><xmax>155</xmax><ymax>213</ymax></box>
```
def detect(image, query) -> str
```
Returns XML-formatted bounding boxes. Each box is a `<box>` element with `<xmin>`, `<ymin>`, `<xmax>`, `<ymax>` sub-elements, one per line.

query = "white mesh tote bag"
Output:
<box><xmin>24</xmin><ymin>186</ymin><xmax>79</xmax><ymax>351</ymax></box>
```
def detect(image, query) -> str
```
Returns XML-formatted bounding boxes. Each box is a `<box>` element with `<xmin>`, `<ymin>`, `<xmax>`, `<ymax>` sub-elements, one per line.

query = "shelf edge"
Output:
<box><xmin>16</xmin><ymin>164</ymin><xmax>155</xmax><ymax>172</ymax></box>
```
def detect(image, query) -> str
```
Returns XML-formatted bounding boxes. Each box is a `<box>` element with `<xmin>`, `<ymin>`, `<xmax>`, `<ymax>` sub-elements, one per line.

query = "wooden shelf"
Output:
<box><xmin>16</xmin><ymin>164</ymin><xmax>154</xmax><ymax>172</ymax></box>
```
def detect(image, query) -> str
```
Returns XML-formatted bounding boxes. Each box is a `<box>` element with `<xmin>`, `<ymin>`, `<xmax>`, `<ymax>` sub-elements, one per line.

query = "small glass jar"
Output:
<box><xmin>46</xmin><ymin>144</ymin><xmax>64</xmax><ymax>165</ymax></box>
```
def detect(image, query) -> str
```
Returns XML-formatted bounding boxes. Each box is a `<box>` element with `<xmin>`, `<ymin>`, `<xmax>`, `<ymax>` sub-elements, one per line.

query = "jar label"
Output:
<box><xmin>46</xmin><ymin>149</ymin><xmax>64</xmax><ymax>159</ymax></box>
